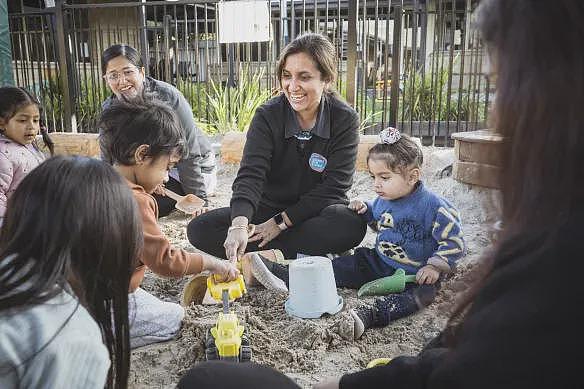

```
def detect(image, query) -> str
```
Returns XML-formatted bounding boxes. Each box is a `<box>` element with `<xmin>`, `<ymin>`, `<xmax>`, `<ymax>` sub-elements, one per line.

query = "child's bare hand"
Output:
<box><xmin>153</xmin><ymin>183</ymin><xmax>166</xmax><ymax>196</ymax></box>
<box><xmin>348</xmin><ymin>199</ymin><xmax>367</xmax><ymax>214</ymax></box>
<box><xmin>416</xmin><ymin>265</ymin><xmax>440</xmax><ymax>285</ymax></box>
<box><xmin>210</xmin><ymin>259</ymin><xmax>240</xmax><ymax>282</ymax></box>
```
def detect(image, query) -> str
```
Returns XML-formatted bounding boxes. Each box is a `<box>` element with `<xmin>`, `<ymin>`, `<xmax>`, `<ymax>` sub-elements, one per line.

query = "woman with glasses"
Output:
<box><xmin>186</xmin><ymin>33</ymin><xmax>367</xmax><ymax>282</ymax></box>
<box><xmin>100</xmin><ymin>44</ymin><xmax>216</xmax><ymax>217</ymax></box>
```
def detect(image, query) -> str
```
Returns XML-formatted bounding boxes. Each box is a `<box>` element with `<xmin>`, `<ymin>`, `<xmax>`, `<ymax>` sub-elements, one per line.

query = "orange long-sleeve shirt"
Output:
<box><xmin>128</xmin><ymin>181</ymin><xmax>204</xmax><ymax>291</ymax></box>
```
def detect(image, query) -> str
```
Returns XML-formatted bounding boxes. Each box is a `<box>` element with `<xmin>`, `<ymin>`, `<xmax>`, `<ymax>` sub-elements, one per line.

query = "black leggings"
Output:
<box><xmin>187</xmin><ymin>203</ymin><xmax>367</xmax><ymax>259</ymax></box>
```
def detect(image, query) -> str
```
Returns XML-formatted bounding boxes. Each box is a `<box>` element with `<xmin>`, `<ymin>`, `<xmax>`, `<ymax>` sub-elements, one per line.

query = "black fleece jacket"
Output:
<box><xmin>230</xmin><ymin>93</ymin><xmax>360</xmax><ymax>225</ymax></box>
<box><xmin>340</xmin><ymin>214</ymin><xmax>584</xmax><ymax>389</ymax></box>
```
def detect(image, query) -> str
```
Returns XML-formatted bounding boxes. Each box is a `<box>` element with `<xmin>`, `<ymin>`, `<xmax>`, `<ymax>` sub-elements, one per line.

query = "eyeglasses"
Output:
<box><xmin>103</xmin><ymin>67</ymin><xmax>140</xmax><ymax>83</ymax></box>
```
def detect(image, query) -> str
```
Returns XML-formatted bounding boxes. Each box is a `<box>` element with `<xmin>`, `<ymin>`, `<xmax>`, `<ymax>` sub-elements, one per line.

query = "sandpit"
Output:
<box><xmin>128</xmin><ymin>146</ymin><xmax>498</xmax><ymax>388</ymax></box>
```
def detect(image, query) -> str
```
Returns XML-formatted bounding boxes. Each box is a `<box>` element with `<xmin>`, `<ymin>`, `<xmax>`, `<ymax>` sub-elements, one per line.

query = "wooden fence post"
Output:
<box><xmin>346</xmin><ymin>0</ymin><xmax>358</xmax><ymax>108</ymax></box>
<box><xmin>54</xmin><ymin>0</ymin><xmax>75</xmax><ymax>132</ymax></box>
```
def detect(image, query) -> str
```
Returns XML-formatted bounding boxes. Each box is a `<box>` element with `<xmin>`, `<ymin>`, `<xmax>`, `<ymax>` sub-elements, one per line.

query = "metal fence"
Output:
<box><xmin>7</xmin><ymin>0</ymin><xmax>490</xmax><ymax>145</ymax></box>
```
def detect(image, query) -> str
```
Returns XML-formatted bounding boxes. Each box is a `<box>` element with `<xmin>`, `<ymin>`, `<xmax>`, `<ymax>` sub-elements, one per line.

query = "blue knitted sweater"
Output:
<box><xmin>363</xmin><ymin>182</ymin><xmax>465</xmax><ymax>274</ymax></box>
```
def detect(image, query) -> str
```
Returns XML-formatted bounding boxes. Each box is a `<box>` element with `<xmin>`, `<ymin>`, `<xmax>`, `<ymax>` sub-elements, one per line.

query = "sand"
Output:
<box><xmin>128</xmin><ymin>146</ymin><xmax>499</xmax><ymax>388</ymax></box>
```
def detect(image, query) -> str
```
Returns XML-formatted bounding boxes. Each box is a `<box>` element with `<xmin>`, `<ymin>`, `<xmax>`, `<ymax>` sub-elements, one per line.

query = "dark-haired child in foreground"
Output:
<box><xmin>248</xmin><ymin>128</ymin><xmax>464</xmax><ymax>339</ymax></box>
<box><xmin>0</xmin><ymin>156</ymin><xmax>141</xmax><ymax>388</ymax></box>
<box><xmin>99</xmin><ymin>99</ymin><xmax>238</xmax><ymax>348</ymax></box>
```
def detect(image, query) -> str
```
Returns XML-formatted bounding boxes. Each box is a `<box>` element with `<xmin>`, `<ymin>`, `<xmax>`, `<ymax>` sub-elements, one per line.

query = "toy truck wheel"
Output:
<box><xmin>240</xmin><ymin>334</ymin><xmax>251</xmax><ymax>362</ymax></box>
<box><xmin>204</xmin><ymin>329</ymin><xmax>215</xmax><ymax>347</ymax></box>
<box><xmin>205</xmin><ymin>346</ymin><xmax>219</xmax><ymax>361</ymax></box>
<box><xmin>204</xmin><ymin>329</ymin><xmax>219</xmax><ymax>361</ymax></box>
<box><xmin>239</xmin><ymin>345</ymin><xmax>252</xmax><ymax>362</ymax></box>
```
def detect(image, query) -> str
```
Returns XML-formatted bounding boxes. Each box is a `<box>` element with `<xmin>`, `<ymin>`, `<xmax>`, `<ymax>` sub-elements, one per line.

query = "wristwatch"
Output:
<box><xmin>273</xmin><ymin>213</ymin><xmax>288</xmax><ymax>231</ymax></box>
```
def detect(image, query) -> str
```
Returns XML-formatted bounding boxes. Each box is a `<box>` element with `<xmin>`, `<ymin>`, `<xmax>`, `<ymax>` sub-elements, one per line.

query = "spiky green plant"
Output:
<box><xmin>206</xmin><ymin>66</ymin><xmax>272</xmax><ymax>134</ymax></box>
<box><xmin>177</xmin><ymin>80</ymin><xmax>209</xmax><ymax>123</ymax></box>
<box><xmin>39</xmin><ymin>76</ymin><xmax>109</xmax><ymax>133</ymax></box>
<box><xmin>399</xmin><ymin>54</ymin><xmax>487</xmax><ymax>122</ymax></box>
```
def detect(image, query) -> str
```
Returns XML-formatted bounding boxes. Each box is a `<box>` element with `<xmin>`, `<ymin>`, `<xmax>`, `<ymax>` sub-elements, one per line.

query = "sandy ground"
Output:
<box><xmin>128</xmin><ymin>146</ymin><xmax>500</xmax><ymax>388</ymax></box>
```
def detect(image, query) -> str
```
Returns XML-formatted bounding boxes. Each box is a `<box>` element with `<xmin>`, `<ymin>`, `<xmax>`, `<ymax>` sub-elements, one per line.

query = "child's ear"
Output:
<box><xmin>408</xmin><ymin>168</ymin><xmax>421</xmax><ymax>185</ymax></box>
<box><xmin>134</xmin><ymin>144</ymin><xmax>150</xmax><ymax>165</ymax></box>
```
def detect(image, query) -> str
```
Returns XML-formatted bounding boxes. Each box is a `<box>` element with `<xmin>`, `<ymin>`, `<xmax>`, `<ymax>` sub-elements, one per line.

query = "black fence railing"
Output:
<box><xmin>7</xmin><ymin>0</ymin><xmax>489</xmax><ymax>145</ymax></box>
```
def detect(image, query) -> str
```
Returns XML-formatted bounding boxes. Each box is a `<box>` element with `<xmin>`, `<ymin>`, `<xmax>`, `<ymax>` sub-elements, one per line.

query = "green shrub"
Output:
<box><xmin>176</xmin><ymin>80</ymin><xmax>209</xmax><ymax>123</ymax></box>
<box><xmin>76</xmin><ymin>79</ymin><xmax>109</xmax><ymax>133</ymax></box>
<box><xmin>39</xmin><ymin>76</ymin><xmax>108</xmax><ymax>133</ymax></box>
<box><xmin>399</xmin><ymin>58</ymin><xmax>486</xmax><ymax>123</ymax></box>
<box><xmin>205</xmin><ymin>66</ymin><xmax>272</xmax><ymax>134</ymax></box>
<box><xmin>39</xmin><ymin>76</ymin><xmax>64</xmax><ymax>132</ymax></box>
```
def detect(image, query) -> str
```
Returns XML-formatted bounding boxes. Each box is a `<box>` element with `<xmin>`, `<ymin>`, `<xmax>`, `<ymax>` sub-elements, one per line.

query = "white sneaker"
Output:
<box><xmin>247</xmin><ymin>253</ymin><xmax>288</xmax><ymax>292</ymax></box>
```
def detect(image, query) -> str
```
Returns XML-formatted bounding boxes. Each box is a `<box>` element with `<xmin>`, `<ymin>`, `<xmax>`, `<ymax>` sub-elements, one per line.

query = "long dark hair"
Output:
<box><xmin>0</xmin><ymin>156</ymin><xmax>143</xmax><ymax>389</ymax></box>
<box><xmin>446</xmin><ymin>0</ymin><xmax>584</xmax><ymax>336</ymax></box>
<box><xmin>0</xmin><ymin>86</ymin><xmax>54</xmax><ymax>155</ymax></box>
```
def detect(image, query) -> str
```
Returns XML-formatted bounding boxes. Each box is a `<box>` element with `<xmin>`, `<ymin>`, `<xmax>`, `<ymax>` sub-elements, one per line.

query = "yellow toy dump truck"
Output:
<box><xmin>204</xmin><ymin>275</ymin><xmax>252</xmax><ymax>362</ymax></box>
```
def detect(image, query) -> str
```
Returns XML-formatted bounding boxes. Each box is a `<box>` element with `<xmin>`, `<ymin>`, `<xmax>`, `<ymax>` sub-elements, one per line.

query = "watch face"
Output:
<box><xmin>274</xmin><ymin>213</ymin><xmax>284</xmax><ymax>225</ymax></box>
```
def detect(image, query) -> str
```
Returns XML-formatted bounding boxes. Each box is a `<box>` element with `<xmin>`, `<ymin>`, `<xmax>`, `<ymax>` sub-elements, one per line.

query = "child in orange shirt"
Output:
<box><xmin>99</xmin><ymin>98</ymin><xmax>239</xmax><ymax>348</ymax></box>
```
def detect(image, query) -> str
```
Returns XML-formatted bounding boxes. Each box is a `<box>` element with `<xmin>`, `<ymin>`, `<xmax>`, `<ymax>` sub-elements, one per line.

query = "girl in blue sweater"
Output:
<box><xmin>335</xmin><ymin>127</ymin><xmax>464</xmax><ymax>339</ymax></box>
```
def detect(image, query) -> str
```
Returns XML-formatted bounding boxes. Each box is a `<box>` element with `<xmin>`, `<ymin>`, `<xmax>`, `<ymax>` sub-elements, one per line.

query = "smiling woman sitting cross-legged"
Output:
<box><xmin>187</xmin><ymin>33</ymin><xmax>367</xmax><ymax>273</ymax></box>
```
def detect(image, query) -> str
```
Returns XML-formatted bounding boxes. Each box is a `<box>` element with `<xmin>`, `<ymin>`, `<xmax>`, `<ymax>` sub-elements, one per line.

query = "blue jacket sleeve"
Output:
<box><xmin>429</xmin><ymin>204</ymin><xmax>465</xmax><ymax>271</ymax></box>
<box><xmin>364</xmin><ymin>200</ymin><xmax>376</xmax><ymax>224</ymax></box>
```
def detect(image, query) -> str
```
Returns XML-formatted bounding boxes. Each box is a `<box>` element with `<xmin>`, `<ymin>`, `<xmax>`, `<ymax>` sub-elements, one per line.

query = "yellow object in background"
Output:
<box><xmin>366</xmin><ymin>358</ymin><xmax>392</xmax><ymax>368</ymax></box>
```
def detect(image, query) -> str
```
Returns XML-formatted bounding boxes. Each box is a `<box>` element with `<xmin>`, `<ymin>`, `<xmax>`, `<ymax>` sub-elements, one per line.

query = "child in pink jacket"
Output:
<box><xmin>0</xmin><ymin>87</ymin><xmax>53</xmax><ymax>223</ymax></box>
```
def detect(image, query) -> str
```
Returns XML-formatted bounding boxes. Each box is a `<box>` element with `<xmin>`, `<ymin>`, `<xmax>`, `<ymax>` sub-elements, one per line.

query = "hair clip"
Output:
<box><xmin>379</xmin><ymin>127</ymin><xmax>401</xmax><ymax>144</ymax></box>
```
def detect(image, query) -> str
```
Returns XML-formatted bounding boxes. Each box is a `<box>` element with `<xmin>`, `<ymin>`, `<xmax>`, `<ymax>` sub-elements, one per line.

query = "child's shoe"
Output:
<box><xmin>240</xmin><ymin>249</ymin><xmax>289</xmax><ymax>292</ymax></box>
<box><xmin>337</xmin><ymin>286</ymin><xmax>437</xmax><ymax>341</ymax></box>
<box><xmin>338</xmin><ymin>304</ymin><xmax>379</xmax><ymax>341</ymax></box>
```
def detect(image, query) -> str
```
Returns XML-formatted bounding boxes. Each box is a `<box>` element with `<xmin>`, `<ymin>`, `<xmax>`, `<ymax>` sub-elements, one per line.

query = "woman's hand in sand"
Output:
<box><xmin>224</xmin><ymin>216</ymin><xmax>250</xmax><ymax>263</ymax></box>
<box><xmin>348</xmin><ymin>199</ymin><xmax>367</xmax><ymax>214</ymax></box>
<box><xmin>313</xmin><ymin>376</ymin><xmax>340</xmax><ymax>389</ymax></box>
<box><xmin>248</xmin><ymin>218</ymin><xmax>281</xmax><ymax>248</ymax></box>
<box><xmin>416</xmin><ymin>264</ymin><xmax>440</xmax><ymax>285</ymax></box>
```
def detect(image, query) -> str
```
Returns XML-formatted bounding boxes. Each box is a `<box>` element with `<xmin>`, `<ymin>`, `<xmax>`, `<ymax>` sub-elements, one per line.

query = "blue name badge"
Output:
<box><xmin>309</xmin><ymin>153</ymin><xmax>327</xmax><ymax>173</ymax></box>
